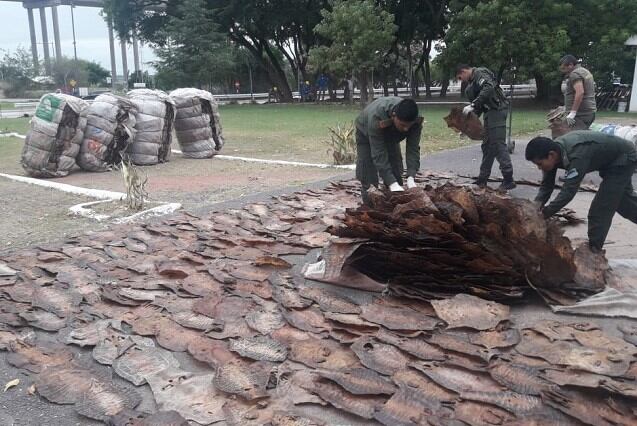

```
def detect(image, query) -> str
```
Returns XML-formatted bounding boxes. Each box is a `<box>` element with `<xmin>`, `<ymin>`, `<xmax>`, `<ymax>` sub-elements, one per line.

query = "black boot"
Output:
<box><xmin>498</xmin><ymin>173</ymin><xmax>516</xmax><ymax>191</ymax></box>
<box><xmin>473</xmin><ymin>178</ymin><xmax>488</xmax><ymax>188</ymax></box>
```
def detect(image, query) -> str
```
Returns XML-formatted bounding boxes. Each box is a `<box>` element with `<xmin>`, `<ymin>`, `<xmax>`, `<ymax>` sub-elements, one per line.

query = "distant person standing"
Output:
<box><xmin>300</xmin><ymin>81</ymin><xmax>311</xmax><ymax>102</ymax></box>
<box><xmin>234</xmin><ymin>80</ymin><xmax>241</xmax><ymax>94</ymax></box>
<box><xmin>268</xmin><ymin>86</ymin><xmax>279</xmax><ymax>103</ymax></box>
<box><xmin>559</xmin><ymin>55</ymin><xmax>596</xmax><ymax>130</ymax></box>
<box><xmin>317</xmin><ymin>74</ymin><xmax>329</xmax><ymax>101</ymax></box>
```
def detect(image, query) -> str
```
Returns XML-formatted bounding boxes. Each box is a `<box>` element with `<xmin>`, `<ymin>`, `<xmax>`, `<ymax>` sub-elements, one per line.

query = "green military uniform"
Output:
<box><xmin>536</xmin><ymin>131</ymin><xmax>637</xmax><ymax>249</ymax></box>
<box><xmin>465</xmin><ymin>67</ymin><xmax>513</xmax><ymax>182</ymax></box>
<box><xmin>355</xmin><ymin>96</ymin><xmax>423</xmax><ymax>202</ymax></box>
<box><xmin>562</xmin><ymin>65</ymin><xmax>596</xmax><ymax>130</ymax></box>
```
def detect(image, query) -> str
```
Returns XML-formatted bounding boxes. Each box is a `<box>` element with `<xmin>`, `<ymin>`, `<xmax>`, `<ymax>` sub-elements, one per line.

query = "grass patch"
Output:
<box><xmin>0</xmin><ymin>103</ymin><xmax>15</xmax><ymax>110</ymax></box>
<box><xmin>0</xmin><ymin>104</ymin><xmax>553</xmax><ymax>168</ymax></box>
<box><xmin>219</xmin><ymin>103</ymin><xmax>549</xmax><ymax>162</ymax></box>
<box><xmin>0</xmin><ymin>136</ymin><xmax>24</xmax><ymax>174</ymax></box>
<box><xmin>0</xmin><ymin>117</ymin><xmax>30</xmax><ymax>135</ymax></box>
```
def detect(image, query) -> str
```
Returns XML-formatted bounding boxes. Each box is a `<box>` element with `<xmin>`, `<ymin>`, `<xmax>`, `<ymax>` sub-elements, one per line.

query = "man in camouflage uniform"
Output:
<box><xmin>559</xmin><ymin>54</ymin><xmax>596</xmax><ymax>131</ymax></box>
<box><xmin>456</xmin><ymin>65</ymin><xmax>515</xmax><ymax>190</ymax></box>
<box><xmin>355</xmin><ymin>97</ymin><xmax>424</xmax><ymax>205</ymax></box>
<box><xmin>526</xmin><ymin>131</ymin><xmax>637</xmax><ymax>251</ymax></box>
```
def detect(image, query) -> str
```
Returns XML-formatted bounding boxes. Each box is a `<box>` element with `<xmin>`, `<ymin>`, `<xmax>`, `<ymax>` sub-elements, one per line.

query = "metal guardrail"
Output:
<box><xmin>14</xmin><ymin>102</ymin><xmax>39</xmax><ymax>109</ymax></box>
<box><xmin>1</xmin><ymin>84</ymin><xmax>537</xmax><ymax>109</ymax></box>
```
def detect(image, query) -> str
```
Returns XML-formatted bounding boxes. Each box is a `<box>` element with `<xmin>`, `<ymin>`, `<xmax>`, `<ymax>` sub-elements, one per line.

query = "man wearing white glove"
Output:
<box><xmin>559</xmin><ymin>55</ymin><xmax>596</xmax><ymax>131</ymax></box>
<box><xmin>456</xmin><ymin>64</ymin><xmax>515</xmax><ymax>190</ymax></box>
<box><xmin>355</xmin><ymin>97</ymin><xmax>424</xmax><ymax>205</ymax></box>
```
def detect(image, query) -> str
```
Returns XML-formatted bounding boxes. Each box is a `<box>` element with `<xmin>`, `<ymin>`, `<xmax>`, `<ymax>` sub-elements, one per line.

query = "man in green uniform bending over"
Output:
<box><xmin>456</xmin><ymin>64</ymin><xmax>515</xmax><ymax>190</ymax></box>
<box><xmin>355</xmin><ymin>97</ymin><xmax>423</xmax><ymax>205</ymax></box>
<box><xmin>526</xmin><ymin>131</ymin><xmax>637</xmax><ymax>251</ymax></box>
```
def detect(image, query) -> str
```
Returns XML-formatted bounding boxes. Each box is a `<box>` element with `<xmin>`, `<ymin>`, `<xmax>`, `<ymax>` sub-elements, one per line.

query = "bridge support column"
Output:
<box><xmin>39</xmin><ymin>7</ymin><xmax>51</xmax><ymax>74</ymax></box>
<box><xmin>51</xmin><ymin>5</ymin><xmax>62</xmax><ymax>61</ymax></box>
<box><xmin>132</xmin><ymin>34</ymin><xmax>140</xmax><ymax>74</ymax></box>
<box><xmin>120</xmin><ymin>39</ymin><xmax>128</xmax><ymax>88</ymax></box>
<box><xmin>27</xmin><ymin>7</ymin><xmax>39</xmax><ymax>74</ymax></box>
<box><xmin>107</xmin><ymin>19</ymin><xmax>117</xmax><ymax>89</ymax></box>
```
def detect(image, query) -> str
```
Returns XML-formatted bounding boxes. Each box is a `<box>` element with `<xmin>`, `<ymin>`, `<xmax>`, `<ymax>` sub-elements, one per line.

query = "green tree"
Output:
<box><xmin>0</xmin><ymin>47</ymin><xmax>37</xmax><ymax>97</ymax></box>
<box><xmin>103</xmin><ymin>0</ymin><xmax>330</xmax><ymax>101</ymax></box>
<box><xmin>442</xmin><ymin>0</ymin><xmax>637</xmax><ymax>101</ymax></box>
<box><xmin>151</xmin><ymin>0</ymin><xmax>237</xmax><ymax>90</ymax></box>
<box><xmin>85</xmin><ymin>61</ymin><xmax>110</xmax><ymax>86</ymax></box>
<box><xmin>443</xmin><ymin>1</ymin><xmax>569</xmax><ymax>91</ymax></box>
<box><xmin>381</xmin><ymin>0</ymin><xmax>448</xmax><ymax>97</ymax></box>
<box><xmin>0</xmin><ymin>47</ymin><xmax>36</xmax><ymax>80</ymax></box>
<box><xmin>310</xmin><ymin>0</ymin><xmax>397</xmax><ymax>105</ymax></box>
<box><xmin>565</xmin><ymin>0</ymin><xmax>637</xmax><ymax>91</ymax></box>
<box><xmin>51</xmin><ymin>57</ymin><xmax>89</xmax><ymax>88</ymax></box>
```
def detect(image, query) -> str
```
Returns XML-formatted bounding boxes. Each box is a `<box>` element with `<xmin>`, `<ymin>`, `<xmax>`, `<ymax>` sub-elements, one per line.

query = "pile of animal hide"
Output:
<box><xmin>21</xmin><ymin>93</ymin><xmax>88</xmax><ymax>177</ymax></box>
<box><xmin>77</xmin><ymin>93</ymin><xmax>137</xmax><ymax>171</ymax></box>
<box><xmin>443</xmin><ymin>106</ymin><xmax>484</xmax><ymax>140</ymax></box>
<box><xmin>170</xmin><ymin>88</ymin><xmax>224</xmax><ymax>158</ymax></box>
<box><xmin>318</xmin><ymin>184</ymin><xmax>608</xmax><ymax>304</ymax></box>
<box><xmin>0</xmin><ymin>178</ymin><xmax>635</xmax><ymax>425</ymax></box>
<box><xmin>126</xmin><ymin>89</ymin><xmax>175</xmax><ymax>165</ymax></box>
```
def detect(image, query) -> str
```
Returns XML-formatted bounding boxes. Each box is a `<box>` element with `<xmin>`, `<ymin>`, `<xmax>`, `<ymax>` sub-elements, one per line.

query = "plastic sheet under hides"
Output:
<box><xmin>551</xmin><ymin>259</ymin><xmax>637</xmax><ymax>319</ymax></box>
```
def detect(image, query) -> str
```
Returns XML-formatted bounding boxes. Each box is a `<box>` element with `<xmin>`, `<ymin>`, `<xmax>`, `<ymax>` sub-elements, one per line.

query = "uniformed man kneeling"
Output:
<box><xmin>355</xmin><ymin>97</ymin><xmax>423</xmax><ymax>205</ymax></box>
<box><xmin>526</xmin><ymin>131</ymin><xmax>637</xmax><ymax>251</ymax></box>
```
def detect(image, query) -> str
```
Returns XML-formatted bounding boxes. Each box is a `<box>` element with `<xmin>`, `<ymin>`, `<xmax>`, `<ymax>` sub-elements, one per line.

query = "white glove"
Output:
<box><xmin>566</xmin><ymin>110</ymin><xmax>577</xmax><ymax>127</ymax></box>
<box><xmin>406</xmin><ymin>176</ymin><xmax>416</xmax><ymax>189</ymax></box>
<box><xmin>389</xmin><ymin>182</ymin><xmax>404</xmax><ymax>192</ymax></box>
<box><xmin>462</xmin><ymin>104</ymin><xmax>474</xmax><ymax>116</ymax></box>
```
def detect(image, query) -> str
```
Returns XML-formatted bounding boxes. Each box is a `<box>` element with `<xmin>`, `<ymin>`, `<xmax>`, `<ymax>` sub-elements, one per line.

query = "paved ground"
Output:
<box><xmin>0</xmin><ymin>156</ymin><xmax>347</xmax><ymax>253</ymax></box>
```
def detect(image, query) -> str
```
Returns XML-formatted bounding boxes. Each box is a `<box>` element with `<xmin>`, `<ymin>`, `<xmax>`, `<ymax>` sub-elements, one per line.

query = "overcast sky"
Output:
<box><xmin>0</xmin><ymin>2</ymin><xmax>157</xmax><ymax>75</ymax></box>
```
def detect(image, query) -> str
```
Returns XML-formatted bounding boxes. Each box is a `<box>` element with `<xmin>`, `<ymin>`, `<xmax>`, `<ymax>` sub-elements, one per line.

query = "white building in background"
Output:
<box><xmin>626</xmin><ymin>35</ymin><xmax>637</xmax><ymax>113</ymax></box>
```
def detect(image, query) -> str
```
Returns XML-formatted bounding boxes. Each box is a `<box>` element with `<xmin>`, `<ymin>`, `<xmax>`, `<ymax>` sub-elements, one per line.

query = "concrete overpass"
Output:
<box><xmin>2</xmin><ymin>0</ymin><xmax>140</xmax><ymax>88</ymax></box>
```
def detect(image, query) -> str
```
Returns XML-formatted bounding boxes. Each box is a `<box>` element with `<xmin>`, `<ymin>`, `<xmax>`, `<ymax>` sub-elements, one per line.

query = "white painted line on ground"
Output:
<box><xmin>113</xmin><ymin>202</ymin><xmax>182</xmax><ymax>224</ymax></box>
<box><xmin>0</xmin><ymin>173</ymin><xmax>126</xmax><ymax>200</ymax></box>
<box><xmin>0</xmin><ymin>172</ymin><xmax>181</xmax><ymax>224</ymax></box>
<box><xmin>171</xmin><ymin>149</ymin><xmax>356</xmax><ymax>170</ymax></box>
<box><xmin>0</xmin><ymin>132</ymin><xmax>26</xmax><ymax>139</ymax></box>
<box><xmin>69</xmin><ymin>199</ymin><xmax>182</xmax><ymax>223</ymax></box>
<box><xmin>69</xmin><ymin>200</ymin><xmax>113</xmax><ymax>221</ymax></box>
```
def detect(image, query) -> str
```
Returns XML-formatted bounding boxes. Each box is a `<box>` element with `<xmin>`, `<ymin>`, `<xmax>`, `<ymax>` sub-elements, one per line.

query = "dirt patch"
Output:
<box><xmin>0</xmin><ymin>179</ymin><xmax>108</xmax><ymax>253</ymax></box>
<box><xmin>0</xmin><ymin>156</ymin><xmax>350</xmax><ymax>252</ymax></box>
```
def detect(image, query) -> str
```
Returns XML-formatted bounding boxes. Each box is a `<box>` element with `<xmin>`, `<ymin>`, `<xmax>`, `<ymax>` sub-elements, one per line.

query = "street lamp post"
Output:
<box><xmin>70</xmin><ymin>1</ymin><xmax>78</xmax><ymax>61</ymax></box>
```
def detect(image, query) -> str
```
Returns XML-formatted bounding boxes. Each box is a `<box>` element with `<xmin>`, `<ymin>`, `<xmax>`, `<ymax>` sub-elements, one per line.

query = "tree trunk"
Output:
<box><xmin>359</xmin><ymin>71</ymin><xmax>369</xmax><ymax>106</ymax></box>
<box><xmin>407</xmin><ymin>44</ymin><xmax>415</xmax><ymax>98</ymax></box>
<box><xmin>440</xmin><ymin>66</ymin><xmax>451</xmax><ymax>98</ymax></box>
<box><xmin>414</xmin><ymin>71</ymin><xmax>420</xmax><ymax>98</ymax></box>
<box><xmin>229</xmin><ymin>32</ymin><xmax>293</xmax><ymax>101</ymax></box>
<box><xmin>423</xmin><ymin>41</ymin><xmax>432</xmax><ymax>98</ymax></box>
<box><xmin>534</xmin><ymin>71</ymin><xmax>558</xmax><ymax>102</ymax></box>
<box><xmin>328</xmin><ymin>75</ymin><xmax>338</xmax><ymax>101</ymax></box>
<box><xmin>262</xmin><ymin>42</ymin><xmax>293</xmax><ymax>101</ymax></box>
<box><xmin>382</xmin><ymin>74</ymin><xmax>389</xmax><ymax>97</ymax></box>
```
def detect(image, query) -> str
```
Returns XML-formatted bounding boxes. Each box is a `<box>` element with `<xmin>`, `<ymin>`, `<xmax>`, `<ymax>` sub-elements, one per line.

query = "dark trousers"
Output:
<box><xmin>356</xmin><ymin>130</ymin><xmax>403</xmax><ymax>204</ymax></box>
<box><xmin>588</xmin><ymin>163</ymin><xmax>637</xmax><ymax>249</ymax></box>
<box><xmin>479</xmin><ymin>109</ymin><xmax>513</xmax><ymax>180</ymax></box>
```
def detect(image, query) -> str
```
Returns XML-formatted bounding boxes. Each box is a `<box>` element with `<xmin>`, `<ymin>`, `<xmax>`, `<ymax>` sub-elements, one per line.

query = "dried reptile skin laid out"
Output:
<box><xmin>0</xmin><ymin>178</ymin><xmax>634</xmax><ymax>425</ymax></box>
